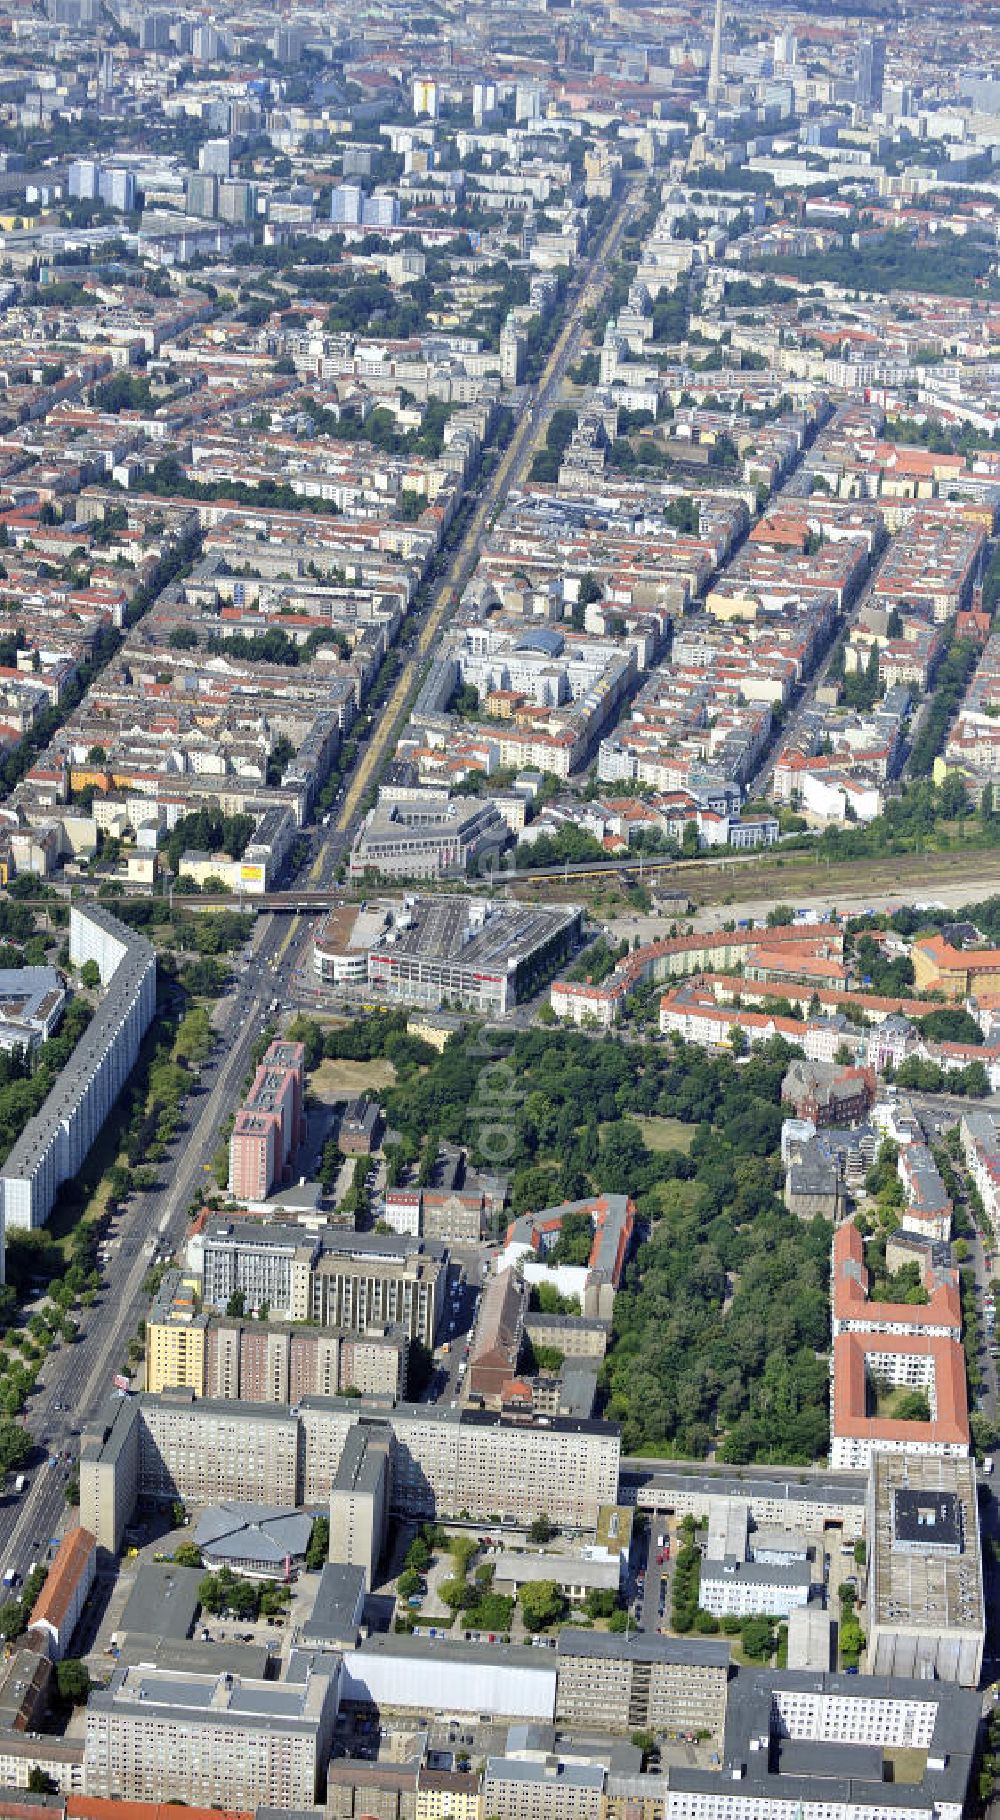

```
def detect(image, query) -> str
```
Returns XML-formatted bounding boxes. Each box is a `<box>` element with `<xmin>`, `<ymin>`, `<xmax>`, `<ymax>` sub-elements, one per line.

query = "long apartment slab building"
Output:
<box><xmin>84</xmin><ymin>1659</ymin><xmax>340</xmax><ymax>1810</ymax></box>
<box><xmin>0</xmin><ymin>903</ymin><xmax>156</xmax><ymax>1234</ymax></box>
<box><xmin>146</xmin><ymin>1271</ymin><xmax>409</xmax><ymax>1402</ymax></box>
<box><xmin>194</xmin><ymin>1220</ymin><xmax>448</xmax><ymax>1349</ymax></box>
<box><xmin>79</xmin><ymin>1389</ymin><xmax>621</xmax><ymax>1552</ymax></box>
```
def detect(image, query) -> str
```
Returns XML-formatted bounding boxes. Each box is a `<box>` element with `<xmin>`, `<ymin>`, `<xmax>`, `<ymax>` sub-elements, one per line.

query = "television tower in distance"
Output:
<box><xmin>708</xmin><ymin>0</ymin><xmax>724</xmax><ymax>103</ymax></box>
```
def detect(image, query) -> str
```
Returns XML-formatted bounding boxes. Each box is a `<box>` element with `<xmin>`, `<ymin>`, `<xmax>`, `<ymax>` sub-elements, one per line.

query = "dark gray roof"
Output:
<box><xmin>557</xmin><ymin>1627</ymin><xmax>729</xmax><ymax>1668</ymax></box>
<box><xmin>301</xmin><ymin>1564</ymin><xmax>366</xmax><ymax>1647</ymax></box>
<box><xmin>119</xmin><ymin>1564</ymin><xmax>202</xmax><ymax>1642</ymax></box>
<box><xmin>194</xmin><ymin>1502</ymin><xmax>313</xmax><ymax>1567</ymax></box>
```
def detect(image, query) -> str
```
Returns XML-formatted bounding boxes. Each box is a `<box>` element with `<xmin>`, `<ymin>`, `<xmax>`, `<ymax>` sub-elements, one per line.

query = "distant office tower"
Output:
<box><xmin>185</xmin><ymin>171</ymin><xmax>218</xmax><ymax>219</ymax></box>
<box><xmin>857</xmin><ymin>33</ymin><xmax>886</xmax><ymax>109</ymax></box>
<box><xmin>272</xmin><ymin>22</ymin><xmax>308</xmax><ymax>62</ymax></box>
<box><xmin>330</xmin><ymin>183</ymin><xmax>363</xmax><ymax>225</ymax></box>
<box><xmin>342</xmin><ymin>145</ymin><xmax>373</xmax><ymax>177</ymax></box>
<box><xmin>68</xmin><ymin>158</ymin><xmax>98</xmax><ymax>200</ymax></box>
<box><xmin>473</xmin><ymin>81</ymin><xmax>498</xmax><ymax>123</ymax></box>
<box><xmin>515</xmin><ymin>82</ymin><xmax>543</xmax><ymax>122</ymax></box>
<box><xmin>362</xmin><ymin>192</ymin><xmax>400</xmax><ymax>227</ymax></box>
<box><xmin>98</xmin><ymin>48</ymin><xmax>114</xmax><ymax>91</ymax></box>
<box><xmin>707</xmin><ymin>0</ymin><xmax>724</xmax><ymax>103</ymax></box>
<box><xmin>218</xmin><ymin>179</ymin><xmax>254</xmax><ymax>225</ymax></box>
<box><xmin>192</xmin><ymin>23</ymin><xmax>226</xmax><ymax>60</ymax></box>
<box><xmin>500</xmin><ymin>321</ymin><xmax>525</xmax><ymax>386</ymax></box>
<box><xmin>199</xmin><ymin>137</ymin><xmax>232</xmax><ymax>178</ymax></box>
<box><xmin>97</xmin><ymin>166</ymin><xmax>136</xmax><ymax>211</ymax></box>
<box><xmin>138</xmin><ymin>11</ymin><xmax>170</xmax><ymax>50</ymax></box>
<box><xmin>774</xmin><ymin>29</ymin><xmax>796</xmax><ymax>66</ymax></box>
<box><xmin>412</xmin><ymin>76</ymin><xmax>438</xmax><ymax>117</ymax></box>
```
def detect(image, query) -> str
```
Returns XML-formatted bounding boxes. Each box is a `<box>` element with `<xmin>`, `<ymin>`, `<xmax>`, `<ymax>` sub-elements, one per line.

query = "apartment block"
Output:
<box><xmin>554</xmin><ymin>1630</ymin><xmax>729</xmax><ymax>1737</ymax></box>
<box><xmin>830</xmin><ymin>1332</ymin><xmax>970</xmax><ymax>1470</ymax></box>
<box><xmin>83</xmin><ymin>1661</ymin><xmax>339</xmax><ymax>1809</ymax></box>
<box><xmin>0</xmin><ymin>904</ymin><xmax>155</xmax><ymax>1232</ymax></box>
<box><xmin>145</xmin><ymin>1273</ymin><xmax>206</xmax><ymax>1396</ymax></box>
<box><xmin>80</xmin><ymin>1392</ymin><xmax>620</xmax><ymax>1546</ymax></box>
<box><xmin>328</xmin><ymin>1421</ymin><xmax>392</xmax><ymax>1586</ymax></box>
<box><xmin>228</xmin><ymin>1039</ymin><xmax>305</xmax><ymax>1201</ymax></box>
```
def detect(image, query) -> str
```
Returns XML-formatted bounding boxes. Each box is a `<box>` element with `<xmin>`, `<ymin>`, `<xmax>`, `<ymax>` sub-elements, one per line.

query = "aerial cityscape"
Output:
<box><xmin>6</xmin><ymin>0</ymin><xmax>1000</xmax><ymax>1817</ymax></box>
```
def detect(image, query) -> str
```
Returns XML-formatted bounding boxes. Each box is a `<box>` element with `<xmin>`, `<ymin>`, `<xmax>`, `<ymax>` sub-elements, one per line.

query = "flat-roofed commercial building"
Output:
<box><xmin>342</xmin><ymin>1632</ymin><xmax>558</xmax><ymax>1721</ymax></box>
<box><xmin>199</xmin><ymin>1221</ymin><xmax>319</xmax><ymax>1320</ymax></box>
<box><xmin>307</xmin><ymin>1234</ymin><xmax>449</xmax><ymax>1349</ymax></box>
<box><xmin>83</xmin><ymin>1660</ymin><xmax>340</xmax><ymax>1809</ymax></box>
<box><xmin>196</xmin><ymin>1224</ymin><xmax>448</xmax><ymax>1348</ymax></box>
<box><xmin>866</xmin><ymin>1451</ymin><xmax>984</xmax><ymax>1686</ymax></box>
<box><xmin>666</xmin><ymin>1669</ymin><xmax>980</xmax><ymax>1820</ymax></box>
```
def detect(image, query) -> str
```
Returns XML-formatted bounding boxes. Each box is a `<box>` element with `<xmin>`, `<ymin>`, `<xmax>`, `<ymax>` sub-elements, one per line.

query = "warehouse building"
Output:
<box><xmin>343</xmin><ymin>1632</ymin><xmax>558</xmax><ymax>1721</ymax></box>
<box><xmin>865</xmin><ymin>1451</ymin><xmax>984</xmax><ymax>1686</ymax></box>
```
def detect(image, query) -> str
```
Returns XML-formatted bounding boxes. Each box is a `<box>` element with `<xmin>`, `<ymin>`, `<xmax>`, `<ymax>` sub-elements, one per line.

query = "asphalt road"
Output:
<box><xmin>333</xmin><ymin>180</ymin><xmax>646</xmax><ymax>840</ymax></box>
<box><xmin>0</xmin><ymin>910</ymin><xmax>314</xmax><ymax>1587</ymax></box>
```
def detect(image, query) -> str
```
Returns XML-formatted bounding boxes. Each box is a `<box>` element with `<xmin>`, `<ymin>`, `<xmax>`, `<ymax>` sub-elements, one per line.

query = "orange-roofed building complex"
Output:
<box><xmin>830</xmin><ymin>1331</ymin><xmax>970</xmax><ymax>1470</ymax></box>
<box><xmin>831</xmin><ymin>1221</ymin><xmax>961</xmax><ymax>1340</ymax></box>
<box><xmin>912</xmin><ymin>932</ymin><xmax>1000</xmax><ymax>998</ymax></box>
<box><xmin>27</xmin><ymin>1526</ymin><xmax>97</xmax><ymax>1661</ymax></box>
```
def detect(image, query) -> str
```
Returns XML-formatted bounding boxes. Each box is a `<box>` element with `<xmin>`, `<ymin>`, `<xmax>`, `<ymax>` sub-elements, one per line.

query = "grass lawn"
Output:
<box><xmin>884</xmin><ymin>1750</ymin><xmax>928</xmax><ymax>1785</ymax></box>
<box><xmin>628</xmin><ymin>1114</ymin><xmax>694</xmax><ymax>1154</ymax></box>
<box><xmin>873</xmin><ymin>1384</ymin><xmax>930</xmax><ymax>1422</ymax></box>
<box><xmin>310</xmin><ymin>1057</ymin><xmax>397</xmax><ymax>1102</ymax></box>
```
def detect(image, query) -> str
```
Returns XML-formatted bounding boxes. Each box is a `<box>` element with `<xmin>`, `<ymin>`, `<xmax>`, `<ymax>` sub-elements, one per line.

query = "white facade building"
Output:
<box><xmin>0</xmin><ymin>904</ymin><xmax>155</xmax><ymax>1234</ymax></box>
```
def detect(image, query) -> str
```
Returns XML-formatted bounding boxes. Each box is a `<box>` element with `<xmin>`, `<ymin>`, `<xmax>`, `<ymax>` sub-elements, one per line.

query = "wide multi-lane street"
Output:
<box><xmin>0</xmin><ymin>909</ymin><xmax>313</xmax><ymax>1586</ymax></box>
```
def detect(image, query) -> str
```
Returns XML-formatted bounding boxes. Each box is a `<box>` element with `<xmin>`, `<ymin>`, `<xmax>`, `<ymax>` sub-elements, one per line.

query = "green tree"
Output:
<box><xmin>306</xmin><ymin>1516</ymin><xmax>329</xmax><ymax>1569</ymax></box>
<box><xmin>79</xmin><ymin>959</ymin><xmax>101</xmax><ymax>989</ymax></box>
<box><xmin>0</xmin><ymin>1422</ymin><xmax>31</xmax><ymax>1480</ymax></box>
<box><xmin>528</xmin><ymin>1513</ymin><xmax>555</xmax><ymax>1543</ymax></box>
<box><xmin>519</xmin><ymin>1579</ymin><xmax>567</xmax><ymax>1631</ymax></box>
<box><xmin>55</xmin><ymin>1659</ymin><xmax>91</xmax><ymax>1704</ymax></box>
